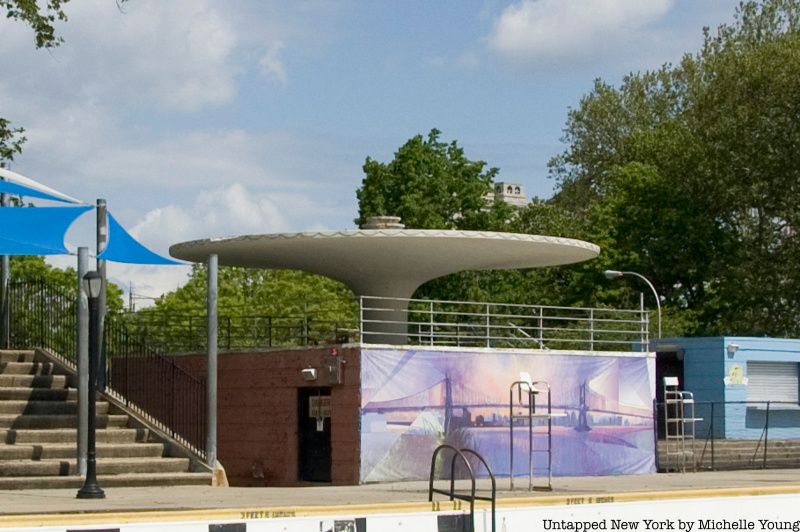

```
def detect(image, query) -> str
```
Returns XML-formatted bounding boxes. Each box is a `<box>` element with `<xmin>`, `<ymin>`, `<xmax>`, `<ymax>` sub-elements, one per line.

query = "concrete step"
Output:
<box><xmin>0</xmin><ymin>442</ymin><xmax>164</xmax><ymax>460</ymax></box>
<box><xmin>0</xmin><ymin>457</ymin><xmax>190</xmax><ymax>477</ymax></box>
<box><xmin>0</xmin><ymin>400</ymin><xmax>108</xmax><ymax>415</ymax></box>
<box><xmin>2</xmin><ymin>427</ymin><xmax>149</xmax><ymax>444</ymax></box>
<box><xmin>0</xmin><ymin>351</ymin><xmax>35</xmax><ymax>364</ymax></box>
<box><xmin>0</xmin><ymin>472</ymin><xmax>212</xmax><ymax>489</ymax></box>
<box><xmin>0</xmin><ymin>414</ymin><xmax>128</xmax><ymax>429</ymax></box>
<box><xmin>0</xmin><ymin>387</ymin><xmax>76</xmax><ymax>401</ymax></box>
<box><xmin>0</xmin><ymin>375</ymin><xmax>68</xmax><ymax>389</ymax></box>
<box><xmin>0</xmin><ymin>362</ymin><xmax>55</xmax><ymax>376</ymax></box>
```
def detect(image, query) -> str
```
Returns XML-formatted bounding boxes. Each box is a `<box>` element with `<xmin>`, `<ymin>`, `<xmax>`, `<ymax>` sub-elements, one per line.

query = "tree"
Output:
<box><xmin>356</xmin><ymin>129</ymin><xmax>514</xmax><ymax>231</ymax></box>
<box><xmin>1</xmin><ymin>0</ymin><xmax>70</xmax><ymax>49</ymax></box>
<box><xmin>356</xmin><ymin>129</ymin><xmax>537</xmax><ymax>304</ymax></box>
<box><xmin>139</xmin><ymin>265</ymin><xmax>358</xmax><ymax>349</ymax></box>
<box><xmin>10</xmin><ymin>255</ymin><xmax>124</xmax><ymax>312</ymax></box>
<box><xmin>548</xmin><ymin>0</ymin><xmax>800</xmax><ymax>336</ymax></box>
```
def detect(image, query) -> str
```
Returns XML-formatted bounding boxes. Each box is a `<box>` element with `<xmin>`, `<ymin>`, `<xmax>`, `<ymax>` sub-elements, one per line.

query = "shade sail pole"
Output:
<box><xmin>0</xmin><ymin>188</ymin><xmax>8</xmax><ymax>349</ymax></box>
<box><xmin>96</xmin><ymin>200</ymin><xmax>108</xmax><ymax>390</ymax></box>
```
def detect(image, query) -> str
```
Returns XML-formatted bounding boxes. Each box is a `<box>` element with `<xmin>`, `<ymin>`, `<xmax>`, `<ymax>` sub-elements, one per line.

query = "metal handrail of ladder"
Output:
<box><xmin>663</xmin><ymin>376</ymin><xmax>702</xmax><ymax>472</ymax></box>
<box><xmin>428</xmin><ymin>444</ymin><xmax>496</xmax><ymax>532</ymax></box>
<box><xmin>509</xmin><ymin>378</ymin><xmax>553</xmax><ymax>491</ymax></box>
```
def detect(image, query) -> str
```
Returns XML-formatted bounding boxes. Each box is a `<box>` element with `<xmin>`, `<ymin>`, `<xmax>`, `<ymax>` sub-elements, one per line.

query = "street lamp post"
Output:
<box><xmin>604</xmin><ymin>269</ymin><xmax>662</xmax><ymax>339</ymax></box>
<box><xmin>77</xmin><ymin>270</ymin><xmax>105</xmax><ymax>499</ymax></box>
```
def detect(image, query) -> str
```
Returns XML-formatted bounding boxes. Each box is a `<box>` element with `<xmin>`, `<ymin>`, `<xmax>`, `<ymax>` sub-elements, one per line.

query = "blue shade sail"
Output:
<box><xmin>0</xmin><ymin>180</ymin><xmax>80</xmax><ymax>204</ymax></box>
<box><xmin>98</xmin><ymin>212</ymin><xmax>183</xmax><ymax>265</ymax></box>
<box><xmin>0</xmin><ymin>168</ymin><xmax>81</xmax><ymax>204</ymax></box>
<box><xmin>0</xmin><ymin>206</ymin><xmax>92</xmax><ymax>255</ymax></box>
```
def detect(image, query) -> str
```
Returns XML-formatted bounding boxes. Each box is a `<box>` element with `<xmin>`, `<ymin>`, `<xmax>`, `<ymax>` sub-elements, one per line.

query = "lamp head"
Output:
<box><xmin>83</xmin><ymin>271</ymin><xmax>103</xmax><ymax>299</ymax></box>
<box><xmin>604</xmin><ymin>269</ymin><xmax>623</xmax><ymax>280</ymax></box>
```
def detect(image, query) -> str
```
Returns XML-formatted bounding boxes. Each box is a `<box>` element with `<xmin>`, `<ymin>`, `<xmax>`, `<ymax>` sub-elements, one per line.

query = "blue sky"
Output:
<box><xmin>0</xmin><ymin>0</ymin><xmax>739</xmax><ymax>302</ymax></box>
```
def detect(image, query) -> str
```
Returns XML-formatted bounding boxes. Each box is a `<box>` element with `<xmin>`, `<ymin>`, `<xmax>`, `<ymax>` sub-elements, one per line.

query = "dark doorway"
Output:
<box><xmin>655</xmin><ymin>351</ymin><xmax>684</xmax><ymax>439</ymax></box>
<box><xmin>298</xmin><ymin>387</ymin><xmax>332</xmax><ymax>482</ymax></box>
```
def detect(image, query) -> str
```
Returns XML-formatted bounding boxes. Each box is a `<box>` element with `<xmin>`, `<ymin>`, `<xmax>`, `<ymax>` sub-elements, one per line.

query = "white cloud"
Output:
<box><xmin>259</xmin><ymin>41</ymin><xmax>289</xmax><ymax>84</ymax></box>
<box><xmin>65</xmin><ymin>0</ymin><xmax>239</xmax><ymax>111</ymax></box>
<box><xmin>94</xmin><ymin>182</ymin><xmax>295</xmax><ymax>306</ymax></box>
<box><xmin>489</xmin><ymin>0</ymin><xmax>673</xmax><ymax>63</ymax></box>
<box><xmin>131</xmin><ymin>182</ymin><xmax>292</xmax><ymax>251</ymax></box>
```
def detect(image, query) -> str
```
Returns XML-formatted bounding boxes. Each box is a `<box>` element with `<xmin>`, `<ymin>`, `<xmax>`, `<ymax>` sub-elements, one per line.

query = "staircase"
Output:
<box><xmin>0</xmin><ymin>349</ymin><xmax>212</xmax><ymax>489</ymax></box>
<box><xmin>657</xmin><ymin>439</ymin><xmax>800</xmax><ymax>471</ymax></box>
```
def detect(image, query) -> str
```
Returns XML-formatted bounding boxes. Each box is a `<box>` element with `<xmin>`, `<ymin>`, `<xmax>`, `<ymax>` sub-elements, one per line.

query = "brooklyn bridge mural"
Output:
<box><xmin>360</xmin><ymin>348</ymin><xmax>655</xmax><ymax>482</ymax></box>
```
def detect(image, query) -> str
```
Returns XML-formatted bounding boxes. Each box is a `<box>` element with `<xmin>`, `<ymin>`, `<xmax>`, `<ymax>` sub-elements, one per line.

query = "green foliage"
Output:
<box><xmin>142</xmin><ymin>0</ymin><xmax>800</xmax><ymax>342</ymax></box>
<box><xmin>1</xmin><ymin>0</ymin><xmax>69</xmax><ymax>49</ymax></box>
<box><xmin>548</xmin><ymin>0</ymin><xmax>800</xmax><ymax>336</ymax></box>
<box><xmin>139</xmin><ymin>265</ymin><xmax>358</xmax><ymax>348</ymax></box>
<box><xmin>0</xmin><ymin>118</ymin><xmax>26</xmax><ymax>163</ymax></box>
<box><xmin>356</xmin><ymin>129</ymin><xmax>514</xmax><ymax>231</ymax></box>
<box><xmin>10</xmin><ymin>255</ymin><xmax>124</xmax><ymax>312</ymax></box>
<box><xmin>8</xmin><ymin>256</ymin><xmax>124</xmax><ymax>359</ymax></box>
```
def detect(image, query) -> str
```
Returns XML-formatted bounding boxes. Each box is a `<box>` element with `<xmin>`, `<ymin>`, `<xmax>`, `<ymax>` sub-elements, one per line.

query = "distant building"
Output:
<box><xmin>488</xmin><ymin>182</ymin><xmax>528</xmax><ymax>208</ymax></box>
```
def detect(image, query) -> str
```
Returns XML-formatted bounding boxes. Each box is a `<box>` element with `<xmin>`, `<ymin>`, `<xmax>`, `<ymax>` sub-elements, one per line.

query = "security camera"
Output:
<box><xmin>301</xmin><ymin>368</ymin><xmax>317</xmax><ymax>381</ymax></box>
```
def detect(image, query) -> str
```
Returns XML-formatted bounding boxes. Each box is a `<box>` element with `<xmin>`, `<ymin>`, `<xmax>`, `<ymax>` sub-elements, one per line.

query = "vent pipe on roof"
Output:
<box><xmin>361</xmin><ymin>216</ymin><xmax>405</xmax><ymax>229</ymax></box>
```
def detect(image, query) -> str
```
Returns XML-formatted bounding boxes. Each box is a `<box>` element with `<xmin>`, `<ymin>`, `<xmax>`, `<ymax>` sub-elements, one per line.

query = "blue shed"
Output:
<box><xmin>653</xmin><ymin>337</ymin><xmax>800</xmax><ymax>440</ymax></box>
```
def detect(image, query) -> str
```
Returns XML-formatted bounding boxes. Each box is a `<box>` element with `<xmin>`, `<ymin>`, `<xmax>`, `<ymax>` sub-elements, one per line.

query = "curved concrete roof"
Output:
<box><xmin>170</xmin><ymin>229</ymin><xmax>600</xmax><ymax>298</ymax></box>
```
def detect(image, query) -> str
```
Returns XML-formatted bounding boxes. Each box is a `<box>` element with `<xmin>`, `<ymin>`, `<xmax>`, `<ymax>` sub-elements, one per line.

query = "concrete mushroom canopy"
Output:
<box><xmin>170</xmin><ymin>229</ymin><xmax>600</xmax><ymax>343</ymax></box>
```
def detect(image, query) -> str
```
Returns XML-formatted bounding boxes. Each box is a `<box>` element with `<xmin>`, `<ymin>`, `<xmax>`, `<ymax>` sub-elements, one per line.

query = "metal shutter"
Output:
<box><xmin>747</xmin><ymin>361</ymin><xmax>799</xmax><ymax>403</ymax></box>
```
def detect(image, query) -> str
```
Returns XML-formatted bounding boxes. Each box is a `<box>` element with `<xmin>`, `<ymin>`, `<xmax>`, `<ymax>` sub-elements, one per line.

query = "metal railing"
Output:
<box><xmin>104</xmin><ymin>316</ymin><xmax>206</xmax><ymax>459</ymax></box>
<box><xmin>359</xmin><ymin>296</ymin><xmax>649</xmax><ymax>351</ymax></box>
<box><xmin>6</xmin><ymin>279</ymin><xmax>208</xmax><ymax>460</ymax></box>
<box><xmin>8</xmin><ymin>280</ymin><xmax>77</xmax><ymax>363</ymax></box>
<box><xmin>654</xmin><ymin>400</ymin><xmax>800</xmax><ymax>471</ymax></box>
<box><xmin>113</xmin><ymin>310</ymin><xmax>358</xmax><ymax>352</ymax></box>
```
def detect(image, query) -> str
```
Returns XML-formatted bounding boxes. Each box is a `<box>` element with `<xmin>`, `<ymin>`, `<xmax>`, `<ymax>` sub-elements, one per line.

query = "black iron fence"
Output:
<box><xmin>7</xmin><ymin>279</ymin><xmax>207</xmax><ymax>460</ymax></box>
<box><xmin>104</xmin><ymin>316</ymin><xmax>206</xmax><ymax>458</ymax></box>
<box><xmin>9</xmin><ymin>280</ymin><xmax>76</xmax><ymax>363</ymax></box>
<box><xmin>655</xmin><ymin>400</ymin><xmax>800</xmax><ymax>471</ymax></box>
<box><xmin>114</xmin><ymin>310</ymin><xmax>358</xmax><ymax>352</ymax></box>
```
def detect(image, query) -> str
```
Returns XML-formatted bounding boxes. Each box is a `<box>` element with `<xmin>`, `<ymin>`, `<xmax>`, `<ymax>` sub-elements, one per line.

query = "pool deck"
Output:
<box><xmin>0</xmin><ymin>469</ymin><xmax>797</xmax><ymax>527</ymax></box>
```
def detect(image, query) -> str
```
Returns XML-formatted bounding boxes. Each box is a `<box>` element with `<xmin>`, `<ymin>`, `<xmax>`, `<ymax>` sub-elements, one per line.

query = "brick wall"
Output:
<box><xmin>174</xmin><ymin>346</ymin><xmax>361</xmax><ymax>486</ymax></box>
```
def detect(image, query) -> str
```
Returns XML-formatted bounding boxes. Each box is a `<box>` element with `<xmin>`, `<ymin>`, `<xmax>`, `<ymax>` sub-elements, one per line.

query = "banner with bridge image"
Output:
<box><xmin>360</xmin><ymin>347</ymin><xmax>656</xmax><ymax>482</ymax></box>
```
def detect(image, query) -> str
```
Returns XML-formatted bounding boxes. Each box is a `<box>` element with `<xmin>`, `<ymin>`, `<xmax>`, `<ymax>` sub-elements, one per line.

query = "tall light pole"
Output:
<box><xmin>77</xmin><ymin>270</ymin><xmax>105</xmax><ymax>499</ymax></box>
<box><xmin>604</xmin><ymin>270</ymin><xmax>662</xmax><ymax>339</ymax></box>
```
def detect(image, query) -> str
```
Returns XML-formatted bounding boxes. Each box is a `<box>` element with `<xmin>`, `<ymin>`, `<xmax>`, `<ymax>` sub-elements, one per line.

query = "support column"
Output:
<box><xmin>206</xmin><ymin>254</ymin><xmax>218</xmax><ymax>466</ymax></box>
<box><xmin>96</xmin><ymin>199</ymin><xmax>108</xmax><ymax>390</ymax></box>
<box><xmin>0</xmin><ymin>188</ymin><xmax>9</xmax><ymax>349</ymax></box>
<box><xmin>76</xmin><ymin>247</ymin><xmax>89</xmax><ymax>476</ymax></box>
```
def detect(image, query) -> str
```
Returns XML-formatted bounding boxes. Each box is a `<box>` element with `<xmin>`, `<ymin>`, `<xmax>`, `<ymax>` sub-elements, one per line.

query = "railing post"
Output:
<box><xmin>485</xmin><ymin>304</ymin><xmax>491</xmax><ymax>348</ymax></box>
<box><xmin>710</xmin><ymin>402</ymin><xmax>715</xmax><ymax>470</ymax></box>
<box><xmin>429</xmin><ymin>300</ymin><xmax>434</xmax><ymax>346</ymax></box>
<box><xmin>763</xmin><ymin>401</ymin><xmax>770</xmax><ymax>469</ymax></box>
<box><xmin>538</xmin><ymin>307</ymin><xmax>544</xmax><ymax>349</ymax></box>
<box><xmin>589</xmin><ymin>308</ymin><xmax>595</xmax><ymax>351</ymax></box>
<box><xmin>359</xmin><ymin>296</ymin><xmax>364</xmax><ymax>341</ymax></box>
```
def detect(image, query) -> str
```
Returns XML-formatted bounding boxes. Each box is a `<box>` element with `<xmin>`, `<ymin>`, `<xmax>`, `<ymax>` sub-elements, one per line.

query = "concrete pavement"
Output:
<box><xmin>0</xmin><ymin>469</ymin><xmax>798</xmax><ymax>518</ymax></box>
